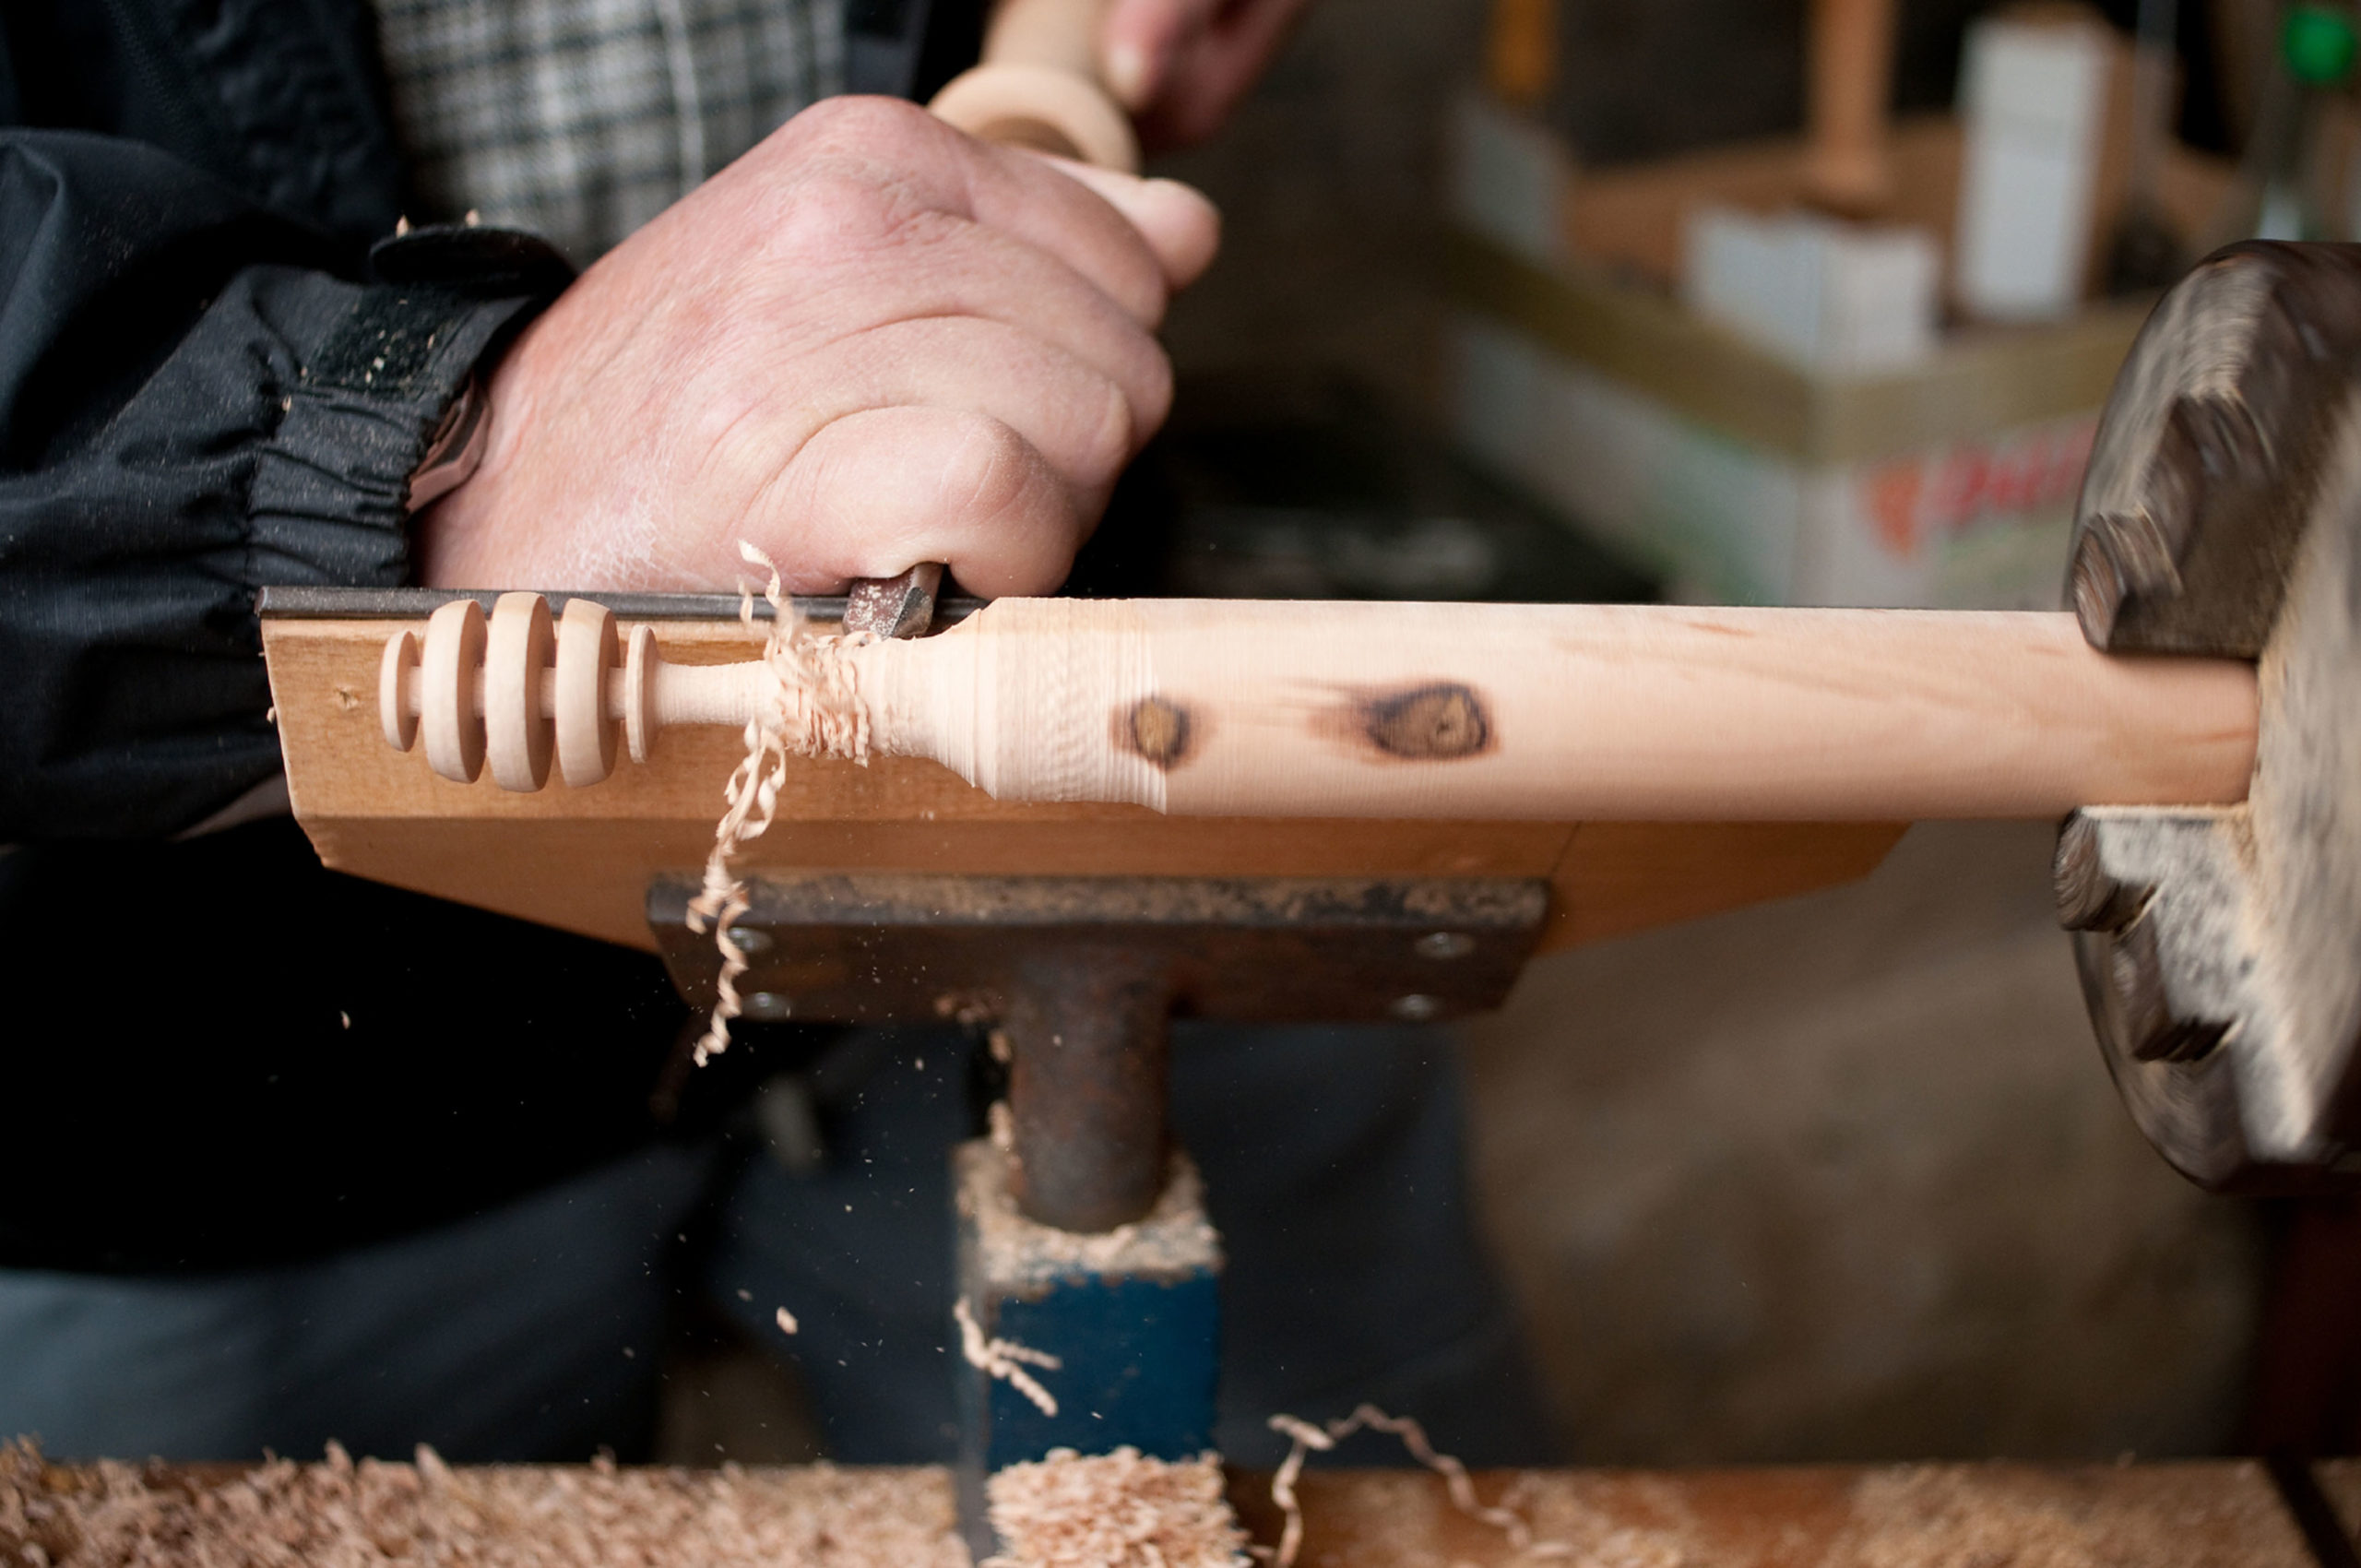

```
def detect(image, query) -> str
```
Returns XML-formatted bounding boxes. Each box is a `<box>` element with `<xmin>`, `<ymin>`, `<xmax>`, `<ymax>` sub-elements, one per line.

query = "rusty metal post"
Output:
<box><xmin>1003</xmin><ymin>949</ymin><xmax>1171</xmax><ymax>1233</ymax></box>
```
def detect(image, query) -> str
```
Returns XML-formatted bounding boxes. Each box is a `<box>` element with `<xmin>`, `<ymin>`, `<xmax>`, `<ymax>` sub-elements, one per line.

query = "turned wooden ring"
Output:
<box><xmin>555</xmin><ymin>598</ymin><xmax>622</xmax><ymax>788</ymax></box>
<box><xmin>379</xmin><ymin>628</ymin><xmax>420</xmax><ymax>753</ymax></box>
<box><xmin>486</xmin><ymin>591</ymin><xmax>556</xmax><ymax>791</ymax></box>
<box><xmin>930</xmin><ymin>62</ymin><xmax>1140</xmax><ymax>173</ymax></box>
<box><xmin>623</xmin><ymin>624</ymin><xmax>660</xmax><ymax>766</ymax></box>
<box><xmin>421</xmin><ymin>598</ymin><xmax>488</xmax><ymax>784</ymax></box>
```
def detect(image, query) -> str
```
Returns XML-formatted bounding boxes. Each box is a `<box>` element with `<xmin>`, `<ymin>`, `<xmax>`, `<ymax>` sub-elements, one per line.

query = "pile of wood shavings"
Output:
<box><xmin>982</xmin><ymin>1448</ymin><xmax>1247</xmax><ymax>1568</ymax></box>
<box><xmin>0</xmin><ymin>1441</ymin><xmax>964</xmax><ymax>1568</ymax></box>
<box><xmin>958</xmin><ymin>1140</ymin><xmax>1221</xmax><ymax>1289</ymax></box>
<box><xmin>686</xmin><ymin>544</ymin><xmax>872</xmax><ymax>1064</ymax></box>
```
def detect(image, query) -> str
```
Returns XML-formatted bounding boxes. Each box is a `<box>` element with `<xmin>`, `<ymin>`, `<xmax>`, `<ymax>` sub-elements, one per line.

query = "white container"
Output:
<box><xmin>1954</xmin><ymin>16</ymin><xmax>2112</xmax><ymax>322</ymax></box>
<box><xmin>1683</xmin><ymin>205</ymin><xmax>1940</xmax><ymax>374</ymax></box>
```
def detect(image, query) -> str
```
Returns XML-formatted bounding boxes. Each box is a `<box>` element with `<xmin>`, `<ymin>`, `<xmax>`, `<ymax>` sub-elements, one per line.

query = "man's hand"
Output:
<box><xmin>415</xmin><ymin>97</ymin><xmax>1219</xmax><ymax>598</ymax></box>
<box><xmin>1100</xmin><ymin>0</ymin><xmax>1314</xmax><ymax>149</ymax></box>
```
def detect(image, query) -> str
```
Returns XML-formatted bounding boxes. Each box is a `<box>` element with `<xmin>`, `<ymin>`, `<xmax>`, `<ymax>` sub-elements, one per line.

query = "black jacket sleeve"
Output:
<box><xmin>0</xmin><ymin>130</ymin><xmax>562</xmax><ymax>839</ymax></box>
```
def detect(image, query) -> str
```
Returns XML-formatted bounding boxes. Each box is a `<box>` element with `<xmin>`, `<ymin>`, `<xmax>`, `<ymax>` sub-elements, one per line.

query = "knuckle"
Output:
<box><xmin>764</xmin><ymin>104</ymin><xmax>969</xmax><ymax>264</ymax></box>
<box><xmin>942</xmin><ymin>414</ymin><xmax>1045</xmax><ymax>524</ymax></box>
<box><xmin>769</xmin><ymin>171</ymin><xmax>949</xmax><ymax>269</ymax></box>
<box><xmin>784</xmin><ymin>95</ymin><xmax>941</xmax><ymax>162</ymax></box>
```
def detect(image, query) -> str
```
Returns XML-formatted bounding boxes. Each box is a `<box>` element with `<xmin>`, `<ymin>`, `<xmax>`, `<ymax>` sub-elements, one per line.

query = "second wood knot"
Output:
<box><xmin>1360</xmin><ymin>683</ymin><xmax>1493</xmax><ymax>761</ymax></box>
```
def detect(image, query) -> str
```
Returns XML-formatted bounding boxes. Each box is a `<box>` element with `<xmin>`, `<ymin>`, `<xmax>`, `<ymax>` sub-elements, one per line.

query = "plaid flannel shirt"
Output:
<box><xmin>372</xmin><ymin>0</ymin><xmax>848</xmax><ymax>262</ymax></box>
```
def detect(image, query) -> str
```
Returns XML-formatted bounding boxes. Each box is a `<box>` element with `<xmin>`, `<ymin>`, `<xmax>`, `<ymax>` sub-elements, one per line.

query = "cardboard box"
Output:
<box><xmin>1444</xmin><ymin>90</ymin><xmax>2231</xmax><ymax>608</ymax></box>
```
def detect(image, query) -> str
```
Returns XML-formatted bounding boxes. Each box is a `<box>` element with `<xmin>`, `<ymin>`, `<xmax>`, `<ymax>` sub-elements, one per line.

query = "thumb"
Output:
<box><xmin>1028</xmin><ymin>155</ymin><xmax>1223</xmax><ymax>291</ymax></box>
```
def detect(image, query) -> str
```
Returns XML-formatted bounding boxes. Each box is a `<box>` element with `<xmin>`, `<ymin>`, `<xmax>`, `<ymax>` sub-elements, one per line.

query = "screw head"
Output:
<box><xmin>1415</xmin><ymin>931</ymin><xmax>1476</xmax><ymax>961</ymax></box>
<box><xmin>742</xmin><ymin>991</ymin><xmax>791</xmax><ymax>1021</ymax></box>
<box><xmin>1390</xmin><ymin>993</ymin><xmax>1442</xmax><ymax>1022</ymax></box>
<box><xmin>726</xmin><ymin>927</ymin><xmax>774</xmax><ymax>955</ymax></box>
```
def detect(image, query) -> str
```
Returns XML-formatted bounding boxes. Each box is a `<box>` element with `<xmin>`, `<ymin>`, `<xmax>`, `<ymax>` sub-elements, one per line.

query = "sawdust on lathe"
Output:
<box><xmin>0</xmin><ymin>1441</ymin><xmax>963</xmax><ymax>1568</ymax></box>
<box><xmin>958</xmin><ymin>1140</ymin><xmax>1221</xmax><ymax>1289</ymax></box>
<box><xmin>684</xmin><ymin>544</ymin><xmax>871</xmax><ymax>1064</ymax></box>
<box><xmin>982</xmin><ymin>1448</ymin><xmax>1246</xmax><ymax>1568</ymax></box>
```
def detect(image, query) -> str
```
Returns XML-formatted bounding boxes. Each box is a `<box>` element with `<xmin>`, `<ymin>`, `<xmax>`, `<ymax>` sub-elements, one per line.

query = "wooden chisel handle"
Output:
<box><xmin>930</xmin><ymin>0</ymin><xmax>1137</xmax><ymax>171</ymax></box>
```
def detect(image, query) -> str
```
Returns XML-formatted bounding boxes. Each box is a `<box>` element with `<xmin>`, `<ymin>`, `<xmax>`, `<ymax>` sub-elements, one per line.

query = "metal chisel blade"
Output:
<box><xmin>842</xmin><ymin>563</ymin><xmax>945</xmax><ymax>639</ymax></box>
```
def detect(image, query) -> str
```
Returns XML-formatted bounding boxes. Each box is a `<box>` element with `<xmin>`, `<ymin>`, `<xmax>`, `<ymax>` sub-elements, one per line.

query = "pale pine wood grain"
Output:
<box><xmin>265</xmin><ymin>615</ymin><xmax>1907</xmax><ymax>954</ymax></box>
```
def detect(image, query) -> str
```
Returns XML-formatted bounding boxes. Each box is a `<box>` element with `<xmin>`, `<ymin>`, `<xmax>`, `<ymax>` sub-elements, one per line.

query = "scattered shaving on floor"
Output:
<box><xmin>958</xmin><ymin>1139</ymin><xmax>1221</xmax><ymax>1289</ymax></box>
<box><xmin>684</xmin><ymin>544</ymin><xmax>871</xmax><ymax>1064</ymax></box>
<box><xmin>0</xmin><ymin>1440</ymin><xmax>965</xmax><ymax>1568</ymax></box>
<box><xmin>954</xmin><ymin>1298</ymin><xmax>1063</xmax><ymax>1418</ymax></box>
<box><xmin>1264</xmin><ymin>1406</ymin><xmax>1570</xmax><ymax>1568</ymax></box>
<box><xmin>982</xmin><ymin>1448</ymin><xmax>1248</xmax><ymax>1568</ymax></box>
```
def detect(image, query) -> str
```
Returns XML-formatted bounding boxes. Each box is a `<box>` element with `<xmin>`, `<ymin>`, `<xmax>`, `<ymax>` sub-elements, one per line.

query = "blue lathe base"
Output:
<box><xmin>951</xmin><ymin>1137</ymin><xmax>1223</xmax><ymax>1553</ymax></box>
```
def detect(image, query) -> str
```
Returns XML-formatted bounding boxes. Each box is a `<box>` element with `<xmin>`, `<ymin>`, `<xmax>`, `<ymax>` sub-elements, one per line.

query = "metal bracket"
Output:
<box><xmin>650</xmin><ymin>872</ymin><xmax>1548</xmax><ymax>1228</ymax></box>
<box><xmin>647</xmin><ymin>873</ymin><xmax>1548</xmax><ymax>1027</ymax></box>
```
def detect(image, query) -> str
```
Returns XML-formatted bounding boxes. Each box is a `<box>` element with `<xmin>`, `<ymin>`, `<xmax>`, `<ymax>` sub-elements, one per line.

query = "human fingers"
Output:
<box><xmin>751</xmin><ymin>406</ymin><xmax>1088</xmax><ymax>598</ymax></box>
<box><xmin>757</xmin><ymin>314</ymin><xmax>1161</xmax><ymax>508</ymax></box>
<box><xmin>1023</xmin><ymin>155</ymin><xmax>1222</xmax><ymax>291</ymax></box>
<box><xmin>768</xmin><ymin>196</ymin><xmax>1174</xmax><ymax>423</ymax></box>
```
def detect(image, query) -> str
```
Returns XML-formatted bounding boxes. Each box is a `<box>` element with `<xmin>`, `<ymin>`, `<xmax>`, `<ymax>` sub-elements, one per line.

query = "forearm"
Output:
<box><xmin>0</xmin><ymin>131</ymin><xmax>564</xmax><ymax>838</ymax></box>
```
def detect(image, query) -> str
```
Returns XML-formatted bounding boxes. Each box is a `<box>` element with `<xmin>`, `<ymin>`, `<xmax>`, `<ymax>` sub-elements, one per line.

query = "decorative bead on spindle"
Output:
<box><xmin>386</xmin><ymin>595</ymin><xmax>676</xmax><ymax>790</ymax></box>
<box><xmin>484</xmin><ymin>591</ymin><xmax>555</xmax><ymax>791</ymax></box>
<box><xmin>623</xmin><ymin>624</ymin><xmax>660</xmax><ymax>766</ymax></box>
<box><xmin>420</xmin><ymin>598</ymin><xmax>488</xmax><ymax>784</ymax></box>
<box><xmin>554</xmin><ymin>598</ymin><xmax>621</xmax><ymax>787</ymax></box>
<box><xmin>379</xmin><ymin>628</ymin><xmax>420</xmax><ymax>754</ymax></box>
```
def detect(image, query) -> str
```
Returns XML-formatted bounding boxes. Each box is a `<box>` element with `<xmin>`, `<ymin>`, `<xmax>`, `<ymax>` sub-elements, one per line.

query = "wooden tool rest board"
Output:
<box><xmin>260</xmin><ymin>588</ymin><xmax>1904</xmax><ymax>957</ymax></box>
<box><xmin>5</xmin><ymin>1455</ymin><xmax>2332</xmax><ymax>1566</ymax></box>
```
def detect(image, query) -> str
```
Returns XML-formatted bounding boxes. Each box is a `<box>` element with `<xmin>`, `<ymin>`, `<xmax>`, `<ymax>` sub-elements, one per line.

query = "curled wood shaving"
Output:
<box><xmin>684</xmin><ymin>544</ymin><xmax>870</xmax><ymax>1064</ymax></box>
<box><xmin>1262</xmin><ymin>1406</ymin><xmax>1570</xmax><ymax>1568</ymax></box>
<box><xmin>954</xmin><ymin>1298</ymin><xmax>1063</xmax><ymax>1418</ymax></box>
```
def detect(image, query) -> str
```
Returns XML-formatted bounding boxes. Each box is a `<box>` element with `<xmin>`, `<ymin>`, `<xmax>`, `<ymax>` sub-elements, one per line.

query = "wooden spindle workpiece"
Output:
<box><xmin>386</xmin><ymin>594</ymin><xmax>2258</xmax><ymax>823</ymax></box>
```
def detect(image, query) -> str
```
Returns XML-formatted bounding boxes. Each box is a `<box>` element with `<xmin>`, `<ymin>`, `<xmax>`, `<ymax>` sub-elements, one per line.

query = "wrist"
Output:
<box><xmin>404</xmin><ymin>373</ymin><xmax>492</xmax><ymax>512</ymax></box>
<box><xmin>409</xmin><ymin>310</ymin><xmax>562</xmax><ymax>588</ymax></box>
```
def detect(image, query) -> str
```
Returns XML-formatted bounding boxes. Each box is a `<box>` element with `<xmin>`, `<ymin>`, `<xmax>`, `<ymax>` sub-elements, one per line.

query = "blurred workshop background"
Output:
<box><xmin>668</xmin><ymin>0</ymin><xmax>2361</xmax><ymax>1467</ymax></box>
